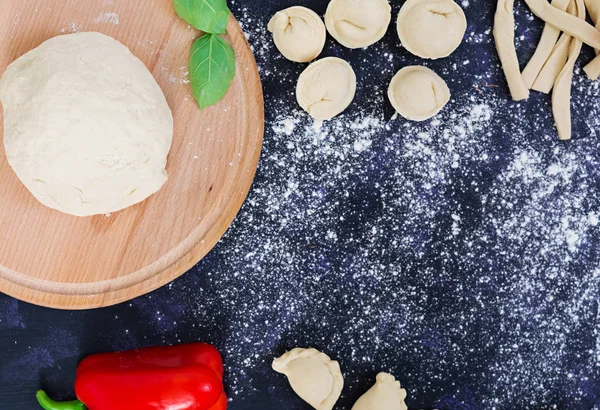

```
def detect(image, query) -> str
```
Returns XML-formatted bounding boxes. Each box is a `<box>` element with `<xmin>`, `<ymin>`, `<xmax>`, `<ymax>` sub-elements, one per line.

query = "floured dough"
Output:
<box><xmin>272</xmin><ymin>348</ymin><xmax>344</xmax><ymax>410</ymax></box>
<box><xmin>531</xmin><ymin>0</ymin><xmax>577</xmax><ymax>94</ymax></box>
<box><xmin>552</xmin><ymin>0</ymin><xmax>585</xmax><ymax>140</ymax></box>
<box><xmin>296</xmin><ymin>57</ymin><xmax>356</xmax><ymax>120</ymax></box>
<box><xmin>268</xmin><ymin>7</ymin><xmax>326</xmax><ymax>63</ymax></box>
<box><xmin>387</xmin><ymin>66</ymin><xmax>450</xmax><ymax>121</ymax></box>
<box><xmin>0</xmin><ymin>32</ymin><xmax>173</xmax><ymax>217</ymax></box>
<box><xmin>494</xmin><ymin>0</ymin><xmax>530</xmax><ymax>101</ymax></box>
<box><xmin>351</xmin><ymin>373</ymin><xmax>408</xmax><ymax>410</ymax></box>
<box><xmin>531</xmin><ymin>33</ymin><xmax>572</xmax><ymax>93</ymax></box>
<box><xmin>524</xmin><ymin>0</ymin><xmax>600</xmax><ymax>49</ymax></box>
<box><xmin>583</xmin><ymin>0</ymin><xmax>600</xmax><ymax>79</ymax></box>
<box><xmin>325</xmin><ymin>0</ymin><xmax>392</xmax><ymax>49</ymax></box>
<box><xmin>521</xmin><ymin>0</ymin><xmax>570</xmax><ymax>88</ymax></box>
<box><xmin>397</xmin><ymin>0</ymin><xmax>467</xmax><ymax>59</ymax></box>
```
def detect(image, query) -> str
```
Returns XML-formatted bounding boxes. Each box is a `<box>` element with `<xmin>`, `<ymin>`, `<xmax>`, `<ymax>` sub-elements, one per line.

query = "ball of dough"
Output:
<box><xmin>325</xmin><ymin>0</ymin><xmax>392</xmax><ymax>49</ymax></box>
<box><xmin>387</xmin><ymin>66</ymin><xmax>450</xmax><ymax>121</ymax></box>
<box><xmin>0</xmin><ymin>32</ymin><xmax>173</xmax><ymax>217</ymax></box>
<box><xmin>397</xmin><ymin>0</ymin><xmax>467</xmax><ymax>59</ymax></box>
<box><xmin>268</xmin><ymin>6</ymin><xmax>326</xmax><ymax>63</ymax></box>
<box><xmin>296</xmin><ymin>57</ymin><xmax>356</xmax><ymax>120</ymax></box>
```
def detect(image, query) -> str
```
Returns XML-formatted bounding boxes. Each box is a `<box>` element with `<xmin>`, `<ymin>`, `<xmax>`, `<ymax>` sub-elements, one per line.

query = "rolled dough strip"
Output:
<box><xmin>583</xmin><ymin>0</ymin><xmax>600</xmax><ymax>79</ymax></box>
<box><xmin>522</xmin><ymin>0</ymin><xmax>570</xmax><ymax>88</ymax></box>
<box><xmin>523</xmin><ymin>0</ymin><xmax>600</xmax><ymax>48</ymax></box>
<box><xmin>531</xmin><ymin>33</ymin><xmax>572</xmax><ymax>93</ymax></box>
<box><xmin>532</xmin><ymin>0</ymin><xmax>577</xmax><ymax>93</ymax></box>
<box><xmin>585</xmin><ymin>0</ymin><xmax>600</xmax><ymax>53</ymax></box>
<box><xmin>553</xmin><ymin>0</ymin><xmax>585</xmax><ymax>140</ymax></box>
<box><xmin>583</xmin><ymin>54</ymin><xmax>600</xmax><ymax>78</ymax></box>
<box><xmin>494</xmin><ymin>0</ymin><xmax>530</xmax><ymax>100</ymax></box>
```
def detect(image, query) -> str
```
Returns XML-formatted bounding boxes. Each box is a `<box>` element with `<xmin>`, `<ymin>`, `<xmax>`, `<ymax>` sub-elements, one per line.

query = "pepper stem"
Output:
<box><xmin>36</xmin><ymin>391</ymin><xmax>87</xmax><ymax>410</ymax></box>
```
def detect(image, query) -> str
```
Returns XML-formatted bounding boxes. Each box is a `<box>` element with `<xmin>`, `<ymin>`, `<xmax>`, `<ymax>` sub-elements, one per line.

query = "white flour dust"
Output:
<box><xmin>93</xmin><ymin>12</ymin><xmax>120</xmax><ymax>25</ymax></box>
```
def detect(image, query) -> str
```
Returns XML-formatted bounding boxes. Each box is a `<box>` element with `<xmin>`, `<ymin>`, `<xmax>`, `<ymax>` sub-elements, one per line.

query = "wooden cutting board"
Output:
<box><xmin>0</xmin><ymin>0</ymin><xmax>264</xmax><ymax>309</ymax></box>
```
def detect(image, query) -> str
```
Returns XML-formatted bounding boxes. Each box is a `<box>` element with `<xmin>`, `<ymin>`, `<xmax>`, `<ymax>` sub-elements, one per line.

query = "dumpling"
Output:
<box><xmin>268</xmin><ymin>6</ymin><xmax>326</xmax><ymax>63</ymax></box>
<box><xmin>296</xmin><ymin>57</ymin><xmax>356</xmax><ymax>120</ymax></box>
<box><xmin>272</xmin><ymin>348</ymin><xmax>344</xmax><ymax>410</ymax></box>
<box><xmin>351</xmin><ymin>373</ymin><xmax>408</xmax><ymax>410</ymax></box>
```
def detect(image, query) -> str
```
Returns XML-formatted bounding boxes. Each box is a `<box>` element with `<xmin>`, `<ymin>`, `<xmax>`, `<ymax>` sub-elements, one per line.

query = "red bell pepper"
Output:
<box><xmin>36</xmin><ymin>343</ymin><xmax>228</xmax><ymax>410</ymax></box>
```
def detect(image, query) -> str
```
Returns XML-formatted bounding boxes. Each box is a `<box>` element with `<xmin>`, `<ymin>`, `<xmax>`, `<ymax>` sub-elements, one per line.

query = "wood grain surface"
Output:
<box><xmin>0</xmin><ymin>0</ymin><xmax>264</xmax><ymax>309</ymax></box>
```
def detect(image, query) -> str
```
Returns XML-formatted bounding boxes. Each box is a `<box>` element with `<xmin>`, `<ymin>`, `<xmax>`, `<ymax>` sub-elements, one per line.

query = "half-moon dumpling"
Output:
<box><xmin>272</xmin><ymin>348</ymin><xmax>344</xmax><ymax>410</ymax></box>
<box><xmin>351</xmin><ymin>373</ymin><xmax>408</xmax><ymax>410</ymax></box>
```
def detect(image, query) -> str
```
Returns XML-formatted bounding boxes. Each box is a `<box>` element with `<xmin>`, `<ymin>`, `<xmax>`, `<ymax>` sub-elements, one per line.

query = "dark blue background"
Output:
<box><xmin>3</xmin><ymin>0</ymin><xmax>600</xmax><ymax>409</ymax></box>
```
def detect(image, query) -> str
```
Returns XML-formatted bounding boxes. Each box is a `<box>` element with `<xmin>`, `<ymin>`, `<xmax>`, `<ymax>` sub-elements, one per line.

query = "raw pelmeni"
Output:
<box><xmin>397</xmin><ymin>0</ymin><xmax>467</xmax><ymax>59</ymax></box>
<box><xmin>296</xmin><ymin>57</ymin><xmax>356</xmax><ymax>120</ymax></box>
<box><xmin>268</xmin><ymin>7</ymin><xmax>326</xmax><ymax>63</ymax></box>
<box><xmin>325</xmin><ymin>0</ymin><xmax>391</xmax><ymax>49</ymax></box>
<box><xmin>388</xmin><ymin>66</ymin><xmax>450</xmax><ymax>121</ymax></box>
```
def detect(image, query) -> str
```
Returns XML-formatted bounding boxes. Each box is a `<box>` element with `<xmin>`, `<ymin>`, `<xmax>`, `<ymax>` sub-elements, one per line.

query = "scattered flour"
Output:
<box><xmin>93</xmin><ymin>12</ymin><xmax>120</xmax><ymax>25</ymax></box>
<box><xmin>216</xmin><ymin>2</ymin><xmax>600</xmax><ymax>408</ymax></box>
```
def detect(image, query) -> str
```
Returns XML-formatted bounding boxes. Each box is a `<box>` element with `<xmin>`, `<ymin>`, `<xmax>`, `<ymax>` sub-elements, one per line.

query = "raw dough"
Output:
<box><xmin>494</xmin><ymin>0</ymin><xmax>530</xmax><ymax>101</ymax></box>
<box><xmin>531</xmin><ymin>33</ymin><xmax>572</xmax><ymax>93</ymax></box>
<box><xmin>531</xmin><ymin>0</ymin><xmax>577</xmax><ymax>94</ymax></box>
<box><xmin>552</xmin><ymin>0</ymin><xmax>585</xmax><ymax>140</ymax></box>
<box><xmin>325</xmin><ymin>0</ymin><xmax>392</xmax><ymax>49</ymax></box>
<box><xmin>521</xmin><ymin>0</ymin><xmax>571</xmax><ymax>88</ymax></box>
<box><xmin>387</xmin><ymin>66</ymin><xmax>450</xmax><ymax>121</ymax></box>
<box><xmin>524</xmin><ymin>0</ymin><xmax>600</xmax><ymax>49</ymax></box>
<box><xmin>396</xmin><ymin>0</ymin><xmax>467</xmax><ymax>59</ymax></box>
<box><xmin>0</xmin><ymin>32</ymin><xmax>173</xmax><ymax>217</ymax></box>
<box><xmin>268</xmin><ymin>7</ymin><xmax>326</xmax><ymax>63</ymax></box>
<box><xmin>272</xmin><ymin>348</ymin><xmax>344</xmax><ymax>410</ymax></box>
<box><xmin>584</xmin><ymin>53</ymin><xmax>600</xmax><ymax>79</ymax></box>
<box><xmin>351</xmin><ymin>373</ymin><xmax>408</xmax><ymax>410</ymax></box>
<box><xmin>296</xmin><ymin>57</ymin><xmax>356</xmax><ymax>120</ymax></box>
<box><xmin>583</xmin><ymin>0</ymin><xmax>600</xmax><ymax>79</ymax></box>
<box><xmin>586</xmin><ymin>0</ymin><xmax>600</xmax><ymax>42</ymax></box>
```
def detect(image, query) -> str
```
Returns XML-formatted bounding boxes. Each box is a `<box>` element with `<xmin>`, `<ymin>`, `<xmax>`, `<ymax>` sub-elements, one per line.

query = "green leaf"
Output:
<box><xmin>174</xmin><ymin>0</ymin><xmax>230</xmax><ymax>34</ymax></box>
<box><xmin>189</xmin><ymin>34</ymin><xmax>236</xmax><ymax>109</ymax></box>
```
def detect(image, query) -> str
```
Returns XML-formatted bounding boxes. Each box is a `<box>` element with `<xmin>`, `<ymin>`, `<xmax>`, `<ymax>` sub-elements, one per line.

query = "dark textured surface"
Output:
<box><xmin>3</xmin><ymin>0</ymin><xmax>600</xmax><ymax>409</ymax></box>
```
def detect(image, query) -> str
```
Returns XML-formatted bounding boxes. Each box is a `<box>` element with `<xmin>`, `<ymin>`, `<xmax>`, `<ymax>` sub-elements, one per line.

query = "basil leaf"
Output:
<box><xmin>189</xmin><ymin>34</ymin><xmax>236</xmax><ymax>109</ymax></box>
<box><xmin>174</xmin><ymin>0</ymin><xmax>230</xmax><ymax>34</ymax></box>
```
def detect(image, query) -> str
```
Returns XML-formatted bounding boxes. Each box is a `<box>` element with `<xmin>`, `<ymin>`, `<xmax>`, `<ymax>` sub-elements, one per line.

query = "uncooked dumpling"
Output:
<box><xmin>397</xmin><ymin>0</ymin><xmax>467</xmax><ymax>59</ymax></box>
<box><xmin>272</xmin><ymin>348</ymin><xmax>344</xmax><ymax>410</ymax></box>
<box><xmin>351</xmin><ymin>373</ymin><xmax>408</xmax><ymax>410</ymax></box>
<box><xmin>268</xmin><ymin>7</ymin><xmax>326</xmax><ymax>63</ymax></box>
<box><xmin>0</xmin><ymin>32</ymin><xmax>173</xmax><ymax>217</ymax></box>
<box><xmin>388</xmin><ymin>66</ymin><xmax>450</xmax><ymax>121</ymax></box>
<box><xmin>325</xmin><ymin>0</ymin><xmax>392</xmax><ymax>49</ymax></box>
<box><xmin>296</xmin><ymin>57</ymin><xmax>356</xmax><ymax>120</ymax></box>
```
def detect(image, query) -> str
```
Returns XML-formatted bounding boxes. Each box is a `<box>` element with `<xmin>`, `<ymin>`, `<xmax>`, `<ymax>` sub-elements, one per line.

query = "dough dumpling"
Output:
<box><xmin>325</xmin><ymin>0</ymin><xmax>392</xmax><ymax>49</ymax></box>
<box><xmin>296</xmin><ymin>57</ymin><xmax>356</xmax><ymax>120</ymax></box>
<box><xmin>0</xmin><ymin>32</ymin><xmax>173</xmax><ymax>217</ymax></box>
<box><xmin>351</xmin><ymin>373</ymin><xmax>408</xmax><ymax>410</ymax></box>
<box><xmin>397</xmin><ymin>0</ymin><xmax>467</xmax><ymax>59</ymax></box>
<box><xmin>388</xmin><ymin>66</ymin><xmax>450</xmax><ymax>121</ymax></box>
<box><xmin>268</xmin><ymin>7</ymin><xmax>326</xmax><ymax>63</ymax></box>
<box><xmin>273</xmin><ymin>348</ymin><xmax>344</xmax><ymax>410</ymax></box>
